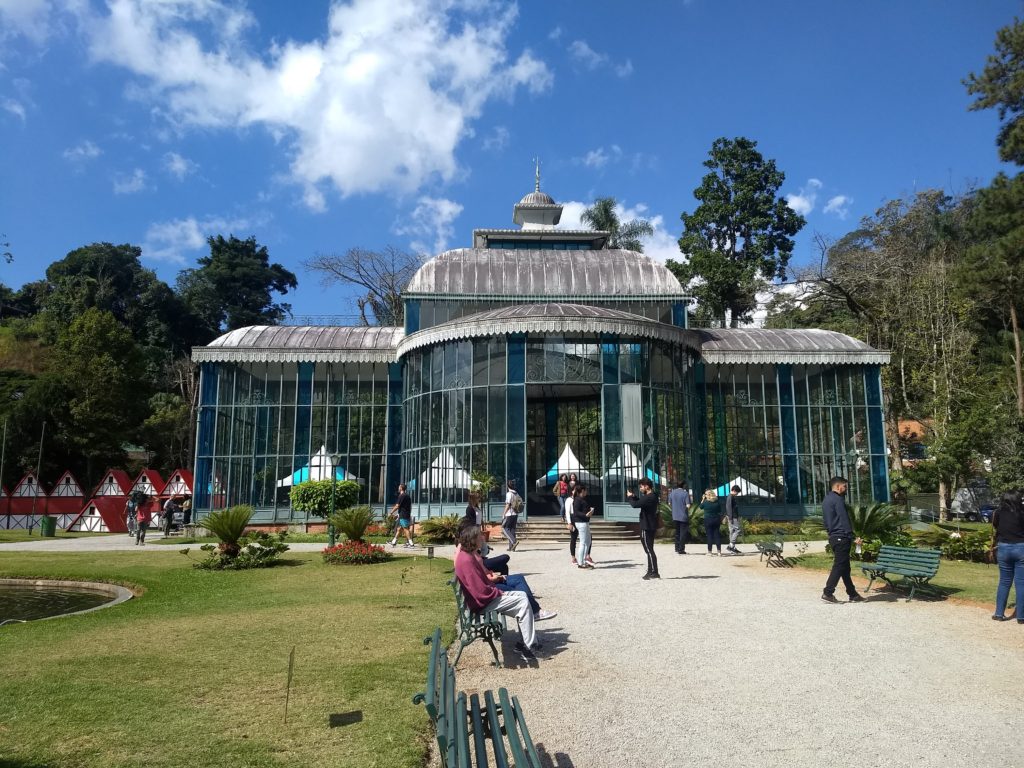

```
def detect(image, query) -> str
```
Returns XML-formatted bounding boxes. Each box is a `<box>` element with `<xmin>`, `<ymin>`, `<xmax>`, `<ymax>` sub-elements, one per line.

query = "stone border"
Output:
<box><xmin>0</xmin><ymin>579</ymin><xmax>134</xmax><ymax>622</ymax></box>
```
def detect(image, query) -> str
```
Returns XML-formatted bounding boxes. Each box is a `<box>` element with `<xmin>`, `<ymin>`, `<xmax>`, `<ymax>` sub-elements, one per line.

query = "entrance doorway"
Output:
<box><xmin>526</xmin><ymin>384</ymin><xmax>602</xmax><ymax>515</ymax></box>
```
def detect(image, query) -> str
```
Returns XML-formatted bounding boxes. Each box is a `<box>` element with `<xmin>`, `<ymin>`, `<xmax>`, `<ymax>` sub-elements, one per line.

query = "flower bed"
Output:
<box><xmin>322</xmin><ymin>540</ymin><xmax>394</xmax><ymax>565</ymax></box>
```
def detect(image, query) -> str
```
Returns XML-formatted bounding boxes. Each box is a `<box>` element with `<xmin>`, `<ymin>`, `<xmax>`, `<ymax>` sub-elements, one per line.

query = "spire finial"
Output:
<box><xmin>534</xmin><ymin>157</ymin><xmax>541</xmax><ymax>192</ymax></box>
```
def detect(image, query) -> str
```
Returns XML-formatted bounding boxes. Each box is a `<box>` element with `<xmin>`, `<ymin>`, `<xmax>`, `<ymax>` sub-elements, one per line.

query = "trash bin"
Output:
<box><xmin>38</xmin><ymin>516</ymin><xmax>56</xmax><ymax>537</ymax></box>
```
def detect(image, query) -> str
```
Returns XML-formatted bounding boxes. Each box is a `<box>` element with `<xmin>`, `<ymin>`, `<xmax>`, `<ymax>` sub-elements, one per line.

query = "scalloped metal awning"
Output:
<box><xmin>396</xmin><ymin>303</ymin><xmax>702</xmax><ymax>358</ymax></box>
<box><xmin>192</xmin><ymin>326</ymin><xmax>404</xmax><ymax>364</ymax></box>
<box><xmin>696</xmin><ymin>328</ymin><xmax>891</xmax><ymax>365</ymax></box>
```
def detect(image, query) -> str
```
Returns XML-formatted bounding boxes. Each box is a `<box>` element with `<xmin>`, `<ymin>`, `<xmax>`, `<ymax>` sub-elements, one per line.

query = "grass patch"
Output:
<box><xmin>0</xmin><ymin>551</ymin><xmax>454</xmax><ymax>767</ymax></box>
<box><xmin>791</xmin><ymin>552</ymin><xmax>1001</xmax><ymax>604</ymax></box>
<box><xmin>0</xmin><ymin>530</ymin><xmax>110</xmax><ymax>543</ymax></box>
<box><xmin>150</xmin><ymin>533</ymin><xmax>395</xmax><ymax>546</ymax></box>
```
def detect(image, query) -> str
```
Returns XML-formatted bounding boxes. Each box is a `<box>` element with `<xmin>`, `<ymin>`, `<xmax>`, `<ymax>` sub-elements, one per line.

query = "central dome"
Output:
<box><xmin>518</xmin><ymin>190</ymin><xmax>556</xmax><ymax>206</ymax></box>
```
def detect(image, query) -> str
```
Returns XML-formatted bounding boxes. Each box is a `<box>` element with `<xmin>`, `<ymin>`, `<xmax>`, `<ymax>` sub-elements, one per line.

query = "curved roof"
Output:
<box><xmin>518</xmin><ymin>190</ymin><xmax>557</xmax><ymax>206</ymax></box>
<box><xmin>404</xmin><ymin>248</ymin><xmax>686</xmax><ymax>298</ymax></box>
<box><xmin>696</xmin><ymin>328</ymin><xmax>890</xmax><ymax>365</ymax></box>
<box><xmin>397</xmin><ymin>303</ymin><xmax>701</xmax><ymax>358</ymax></box>
<box><xmin>193</xmin><ymin>325</ymin><xmax>404</xmax><ymax>364</ymax></box>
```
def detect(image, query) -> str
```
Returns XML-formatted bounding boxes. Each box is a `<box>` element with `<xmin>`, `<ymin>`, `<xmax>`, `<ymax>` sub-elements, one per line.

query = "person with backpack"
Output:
<box><xmin>725</xmin><ymin>485</ymin><xmax>742</xmax><ymax>554</ymax></box>
<box><xmin>124</xmin><ymin>496</ymin><xmax>138</xmax><ymax>538</ymax></box>
<box><xmin>135</xmin><ymin>496</ymin><xmax>152</xmax><ymax>545</ymax></box>
<box><xmin>502</xmin><ymin>479</ymin><xmax>522</xmax><ymax>551</ymax></box>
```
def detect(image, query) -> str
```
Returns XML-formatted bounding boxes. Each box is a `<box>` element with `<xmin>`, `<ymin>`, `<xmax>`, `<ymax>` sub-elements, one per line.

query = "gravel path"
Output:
<box><xmin>451</xmin><ymin>540</ymin><xmax>1023</xmax><ymax>768</ymax></box>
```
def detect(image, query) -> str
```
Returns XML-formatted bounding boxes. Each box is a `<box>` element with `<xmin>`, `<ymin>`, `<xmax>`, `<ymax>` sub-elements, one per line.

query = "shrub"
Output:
<box><xmin>192</xmin><ymin>529</ymin><xmax>290</xmax><ymax>570</ymax></box>
<box><xmin>417</xmin><ymin>514</ymin><xmax>464</xmax><ymax>543</ymax></box>
<box><xmin>290</xmin><ymin>479</ymin><xmax>361</xmax><ymax>519</ymax></box>
<box><xmin>328</xmin><ymin>506</ymin><xmax>375</xmax><ymax>542</ymax></box>
<box><xmin>200</xmin><ymin>505</ymin><xmax>254</xmax><ymax>558</ymax></box>
<box><xmin>849</xmin><ymin>503</ymin><xmax>907</xmax><ymax>541</ymax></box>
<box><xmin>322</xmin><ymin>540</ymin><xmax>393</xmax><ymax>565</ymax></box>
<box><xmin>940</xmin><ymin>530</ymin><xmax>991</xmax><ymax>562</ymax></box>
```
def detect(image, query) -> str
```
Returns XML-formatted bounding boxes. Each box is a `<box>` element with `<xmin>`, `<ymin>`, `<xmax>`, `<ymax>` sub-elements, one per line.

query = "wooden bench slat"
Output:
<box><xmin>483</xmin><ymin>689</ymin><xmax>511</xmax><ymax>768</ymax></box>
<box><xmin>511</xmin><ymin>693</ymin><xmax>543</xmax><ymax>767</ymax></box>
<box><xmin>861</xmin><ymin>546</ymin><xmax>940</xmax><ymax>602</ymax></box>
<box><xmin>467</xmin><ymin>693</ymin><xmax>490</xmax><ymax>768</ymax></box>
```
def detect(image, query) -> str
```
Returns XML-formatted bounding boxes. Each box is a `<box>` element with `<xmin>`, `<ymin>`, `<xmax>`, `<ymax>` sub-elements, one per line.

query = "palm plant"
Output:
<box><xmin>849</xmin><ymin>503</ymin><xmax>907</xmax><ymax>541</ymax></box>
<box><xmin>328</xmin><ymin>506</ymin><xmax>375</xmax><ymax>543</ymax></box>
<box><xmin>580</xmin><ymin>197</ymin><xmax>654</xmax><ymax>251</ymax></box>
<box><xmin>201</xmin><ymin>505</ymin><xmax>253</xmax><ymax>558</ymax></box>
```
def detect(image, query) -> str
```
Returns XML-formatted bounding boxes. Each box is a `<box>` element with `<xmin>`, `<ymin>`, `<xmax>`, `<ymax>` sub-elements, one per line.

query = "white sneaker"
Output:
<box><xmin>389</xmin><ymin>540</ymin><xmax>397</xmax><ymax>547</ymax></box>
<box><xmin>404</xmin><ymin>541</ymin><xmax>415</xmax><ymax>548</ymax></box>
<box><xmin>534</xmin><ymin>609</ymin><xmax>557</xmax><ymax>621</ymax></box>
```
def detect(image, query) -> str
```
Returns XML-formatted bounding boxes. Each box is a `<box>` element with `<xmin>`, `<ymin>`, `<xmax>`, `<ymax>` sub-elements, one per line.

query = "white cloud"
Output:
<box><xmin>568</xmin><ymin>39</ymin><xmax>632</xmax><ymax>78</ymax></box>
<box><xmin>482</xmin><ymin>125</ymin><xmax>510</xmax><ymax>152</ymax></box>
<box><xmin>823</xmin><ymin>194</ymin><xmax>853</xmax><ymax>219</ymax></box>
<box><xmin>144</xmin><ymin>213</ymin><xmax>262</xmax><ymax>263</ymax></box>
<box><xmin>163</xmin><ymin>151</ymin><xmax>197</xmax><ymax>180</ymax></box>
<box><xmin>582</xmin><ymin>147</ymin><xmax>610</xmax><ymax>169</ymax></box>
<box><xmin>395</xmin><ymin>196</ymin><xmax>464</xmax><ymax>254</ymax></box>
<box><xmin>1</xmin><ymin>98</ymin><xmax>25</xmax><ymax>121</ymax></box>
<box><xmin>113</xmin><ymin>167</ymin><xmax>146</xmax><ymax>194</ymax></box>
<box><xmin>72</xmin><ymin>0</ymin><xmax>551</xmax><ymax>207</ymax></box>
<box><xmin>62</xmin><ymin>139</ymin><xmax>101</xmax><ymax>162</ymax></box>
<box><xmin>785</xmin><ymin>178</ymin><xmax>822</xmax><ymax>216</ymax></box>
<box><xmin>0</xmin><ymin>0</ymin><xmax>55</xmax><ymax>45</ymax></box>
<box><xmin>548</xmin><ymin>26</ymin><xmax>561</xmax><ymax>41</ymax></box>
<box><xmin>558</xmin><ymin>199</ymin><xmax>680</xmax><ymax>263</ymax></box>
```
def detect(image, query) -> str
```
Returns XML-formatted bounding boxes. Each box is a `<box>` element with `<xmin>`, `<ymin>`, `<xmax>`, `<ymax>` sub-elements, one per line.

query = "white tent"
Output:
<box><xmin>715</xmin><ymin>476</ymin><xmax>773</xmax><ymax>498</ymax></box>
<box><xmin>409</xmin><ymin>449</ymin><xmax>473</xmax><ymax>491</ymax></box>
<box><xmin>277</xmin><ymin>445</ymin><xmax>362</xmax><ymax>487</ymax></box>
<box><xmin>535</xmin><ymin>443</ymin><xmax>601</xmax><ymax>489</ymax></box>
<box><xmin>604</xmin><ymin>444</ymin><xmax>664</xmax><ymax>485</ymax></box>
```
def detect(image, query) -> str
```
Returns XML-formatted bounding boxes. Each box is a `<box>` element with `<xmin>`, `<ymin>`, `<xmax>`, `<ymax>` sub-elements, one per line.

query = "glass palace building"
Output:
<box><xmin>191</xmin><ymin>185</ymin><xmax>891</xmax><ymax>524</ymax></box>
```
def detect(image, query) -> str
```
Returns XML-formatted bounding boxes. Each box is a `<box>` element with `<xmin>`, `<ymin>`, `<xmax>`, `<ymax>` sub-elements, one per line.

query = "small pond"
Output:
<box><xmin>0</xmin><ymin>580</ymin><xmax>132</xmax><ymax>624</ymax></box>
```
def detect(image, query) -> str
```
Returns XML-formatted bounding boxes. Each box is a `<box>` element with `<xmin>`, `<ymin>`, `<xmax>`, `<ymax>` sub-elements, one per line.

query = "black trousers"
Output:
<box><xmin>483</xmin><ymin>554</ymin><xmax>509</xmax><ymax>576</ymax></box>
<box><xmin>825</xmin><ymin>535</ymin><xmax>857</xmax><ymax>596</ymax></box>
<box><xmin>569</xmin><ymin>524</ymin><xmax>578</xmax><ymax>558</ymax></box>
<box><xmin>640</xmin><ymin>529</ymin><xmax>658</xmax><ymax>574</ymax></box>
<box><xmin>674</xmin><ymin>521</ymin><xmax>688</xmax><ymax>553</ymax></box>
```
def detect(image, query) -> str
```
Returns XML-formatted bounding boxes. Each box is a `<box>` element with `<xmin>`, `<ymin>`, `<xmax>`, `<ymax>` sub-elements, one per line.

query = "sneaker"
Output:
<box><xmin>991</xmin><ymin>614</ymin><xmax>1009</xmax><ymax>621</ymax></box>
<box><xmin>642</xmin><ymin>573</ymin><xmax>653</xmax><ymax>580</ymax></box>
<box><xmin>510</xmin><ymin>541</ymin><xmax>519</xmax><ymax>552</ymax></box>
<box><xmin>584</xmin><ymin>556</ymin><xmax>595</xmax><ymax>565</ymax></box>
<box><xmin>821</xmin><ymin>592</ymin><xmax>839</xmax><ymax>603</ymax></box>
<box><xmin>847</xmin><ymin>593</ymin><xmax>865</xmax><ymax>603</ymax></box>
<box><xmin>515</xmin><ymin>642</ymin><xmax>537</xmax><ymax>662</ymax></box>
<box><xmin>570</xmin><ymin>557</ymin><xmax>578</xmax><ymax>566</ymax></box>
<box><xmin>535</xmin><ymin>609</ymin><xmax>557</xmax><ymax>621</ymax></box>
<box><xmin>404</xmin><ymin>541</ymin><xmax>415</xmax><ymax>548</ymax></box>
<box><xmin>584</xmin><ymin>563</ymin><xmax>595</xmax><ymax>569</ymax></box>
<box><xmin>648</xmin><ymin>572</ymin><xmax>661</xmax><ymax>579</ymax></box>
<box><xmin>389</xmin><ymin>540</ymin><xmax>397</xmax><ymax>548</ymax></box>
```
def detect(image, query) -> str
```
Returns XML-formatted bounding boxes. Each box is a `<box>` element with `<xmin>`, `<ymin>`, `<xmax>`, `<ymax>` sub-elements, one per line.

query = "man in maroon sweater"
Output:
<box><xmin>454</xmin><ymin>526</ymin><xmax>539</xmax><ymax>660</ymax></box>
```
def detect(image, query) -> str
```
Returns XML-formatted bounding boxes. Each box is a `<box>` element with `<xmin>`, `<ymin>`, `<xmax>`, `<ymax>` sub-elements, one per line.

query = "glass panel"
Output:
<box><xmin>507</xmin><ymin>337</ymin><xmax>525</xmax><ymax>384</ymax></box>
<box><xmin>507</xmin><ymin>385</ymin><xmax>525</xmax><ymax>441</ymax></box>
<box><xmin>488</xmin><ymin>339</ymin><xmax>506</xmax><ymax>385</ymax></box>
<box><xmin>489</xmin><ymin>387</ymin><xmax>506</xmax><ymax>442</ymax></box>
<box><xmin>472</xmin><ymin>341</ymin><xmax>489</xmax><ymax>387</ymax></box>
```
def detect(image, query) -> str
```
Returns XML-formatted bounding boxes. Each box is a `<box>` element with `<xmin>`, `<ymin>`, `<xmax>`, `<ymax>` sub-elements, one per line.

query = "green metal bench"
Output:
<box><xmin>413</xmin><ymin>628</ymin><xmax>544</xmax><ymax>768</ymax></box>
<box><xmin>861</xmin><ymin>545</ymin><xmax>941</xmax><ymax>602</ymax></box>
<box><xmin>755</xmin><ymin>530</ymin><xmax>787</xmax><ymax>567</ymax></box>
<box><xmin>450</xmin><ymin>578</ymin><xmax>507</xmax><ymax>668</ymax></box>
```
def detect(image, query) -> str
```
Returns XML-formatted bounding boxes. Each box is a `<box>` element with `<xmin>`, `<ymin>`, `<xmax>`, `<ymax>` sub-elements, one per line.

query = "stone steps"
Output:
<box><xmin>512</xmin><ymin>518</ymin><xmax>638</xmax><ymax>542</ymax></box>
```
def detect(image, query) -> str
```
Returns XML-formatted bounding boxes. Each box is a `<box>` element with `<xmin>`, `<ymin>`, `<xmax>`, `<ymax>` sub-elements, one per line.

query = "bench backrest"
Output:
<box><xmin>449</xmin><ymin>578</ymin><xmax>476</xmax><ymax>627</ymax></box>
<box><xmin>413</xmin><ymin>628</ymin><xmax>462</xmax><ymax>766</ymax></box>
<box><xmin>875</xmin><ymin>545</ymin><xmax>940</xmax><ymax>573</ymax></box>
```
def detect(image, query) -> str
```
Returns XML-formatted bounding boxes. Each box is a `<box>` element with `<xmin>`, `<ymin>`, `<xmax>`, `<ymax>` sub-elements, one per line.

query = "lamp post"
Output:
<box><xmin>327</xmin><ymin>453</ymin><xmax>340</xmax><ymax>548</ymax></box>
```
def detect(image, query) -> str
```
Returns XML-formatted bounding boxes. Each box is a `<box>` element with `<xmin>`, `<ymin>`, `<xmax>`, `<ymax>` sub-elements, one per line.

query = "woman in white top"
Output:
<box><xmin>502</xmin><ymin>480</ymin><xmax>521</xmax><ymax>552</ymax></box>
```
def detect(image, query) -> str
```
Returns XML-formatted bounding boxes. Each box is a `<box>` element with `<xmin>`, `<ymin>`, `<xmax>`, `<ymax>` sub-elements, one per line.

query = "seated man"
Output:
<box><xmin>454</xmin><ymin>526</ymin><xmax>549</xmax><ymax>661</ymax></box>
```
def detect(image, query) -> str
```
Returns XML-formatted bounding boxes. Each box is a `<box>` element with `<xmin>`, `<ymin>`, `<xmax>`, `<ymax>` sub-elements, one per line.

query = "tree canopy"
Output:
<box><xmin>303</xmin><ymin>246</ymin><xmax>421</xmax><ymax>326</ymax></box>
<box><xmin>580</xmin><ymin>197</ymin><xmax>654</xmax><ymax>252</ymax></box>
<box><xmin>178</xmin><ymin>235</ymin><xmax>297</xmax><ymax>338</ymax></box>
<box><xmin>670</xmin><ymin>137</ymin><xmax>805</xmax><ymax>327</ymax></box>
<box><xmin>965</xmin><ymin>16</ymin><xmax>1024</xmax><ymax>165</ymax></box>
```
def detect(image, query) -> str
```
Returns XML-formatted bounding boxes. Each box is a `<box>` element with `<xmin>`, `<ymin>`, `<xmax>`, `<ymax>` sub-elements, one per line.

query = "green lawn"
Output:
<box><xmin>791</xmin><ymin>552</ymin><xmax>1003</xmax><ymax>605</ymax></box>
<box><xmin>0</xmin><ymin>551</ymin><xmax>454</xmax><ymax>767</ymax></box>
<box><xmin>0</xmin><ymin>529</ymin><xmax>110</xmax><ymax>543</ymax></box>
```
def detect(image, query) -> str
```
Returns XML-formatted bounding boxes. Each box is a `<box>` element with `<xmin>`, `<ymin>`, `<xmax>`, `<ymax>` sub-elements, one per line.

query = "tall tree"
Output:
<box><xmin>178</xmin><ymin>235</ymin><xmax>297</xmax><ymax>337</ymax></box>
<box><xmin>670</xmin><ymin>137</ymin><xmax>805</xmax><ymax>327</ymax></box>
<box><xmin>303</xmin><ymin>246</ymin><xmax>421</xmax><ymax>326</ymax></box>
<box><xmin>965</xmin><ymin>16</ymin><xmax>1024</xmax><ymax>165</ymax></box>
<box><xmin>50</xmin><ymin>308</ymin><xmax>146</xmax><ymax>485</ymax></box>
<box><xmin>960</xmin><ymin>172</ymin><xmax>1024</xmax><ymax>418</ymax></box>
<box><xmin>580</xmin><ymin>197</ymin><xmax>654</xmax><ymax>251</ymax></box>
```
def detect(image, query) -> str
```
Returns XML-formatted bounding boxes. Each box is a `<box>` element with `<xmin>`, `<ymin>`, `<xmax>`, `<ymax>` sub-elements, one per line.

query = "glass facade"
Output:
<box><xmin>193</xmin><ymin>361</ymin><xmax>399</xmax><ymax>523</ymax></box>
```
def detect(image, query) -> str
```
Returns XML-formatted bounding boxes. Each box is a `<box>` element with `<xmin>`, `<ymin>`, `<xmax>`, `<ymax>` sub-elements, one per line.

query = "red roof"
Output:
<box><xmin>131</xmin><ymin>469</ymin><xmax>166</xmax><ymax>494</ymax></box>
<box><xmin>91</xmin><ymin>469</ymin><xmax>133</xmax><ymax>497</ymax></box>
<box><xmin>67</xmin><ymin>497</ymin><xmax>130</xmax><ymax>533</ymax></box>
<box><xmin>159</xmin><ymin>469</ymin><xmax>195</xmax><ymax>497</ymax></box>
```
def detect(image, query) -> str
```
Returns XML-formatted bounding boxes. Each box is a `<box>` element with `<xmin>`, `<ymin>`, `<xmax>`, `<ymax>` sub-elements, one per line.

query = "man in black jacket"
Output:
<box><xmin>822</xmin><ymin>476</ymin><xmax>865</xmax><ymax>603</ymax></box>
<box><xmin>627</xmin><ymin>478</ymin><xmax>660</xmax><ymax>580</ymax></box>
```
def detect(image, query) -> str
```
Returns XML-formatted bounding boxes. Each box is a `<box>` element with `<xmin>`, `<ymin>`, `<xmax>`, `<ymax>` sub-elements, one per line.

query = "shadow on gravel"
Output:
<box><xmin>592</xmin><ymin>560</ymin><xmax>640</xmax><ymax>570</ymax></box>
<box><xmin>534</xmin><ymin>743</ymin><xmax>576</xmax><ymax>767</ymax></box>
<box><xmin>499</xmin><ymin>630</ymin><xmax>572</xmax><ymax>669</ymax></box>
<box><xmin>663</xmin><ymin>575</ymin><xmax>720</xmax><ymax>580</ymax></box>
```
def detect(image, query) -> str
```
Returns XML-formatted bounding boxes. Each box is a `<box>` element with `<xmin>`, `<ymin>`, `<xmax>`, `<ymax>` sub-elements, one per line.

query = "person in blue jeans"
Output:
<box><xmin>991</xmin><ymin>490</ymin><xmax>1024</xmax><ymax>623</ymax></box>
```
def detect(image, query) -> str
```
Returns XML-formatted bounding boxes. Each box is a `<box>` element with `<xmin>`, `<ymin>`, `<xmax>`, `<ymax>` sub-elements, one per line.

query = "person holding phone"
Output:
<box><xmin>628</xmin><ymin>478</ymin><xmax>660</xmax><ymax>579</ymax></box>
<box><xmin>572</xmin><ymin>484</ymin><xmax>596</xmax><ymax>569</ymax></box>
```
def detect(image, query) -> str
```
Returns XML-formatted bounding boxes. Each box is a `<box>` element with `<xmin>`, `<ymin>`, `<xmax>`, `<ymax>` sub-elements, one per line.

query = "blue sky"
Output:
<box><xmin>0</xmin><ymin>0</ymin><xmax>1016</xmax><ymax>320</ymax></box>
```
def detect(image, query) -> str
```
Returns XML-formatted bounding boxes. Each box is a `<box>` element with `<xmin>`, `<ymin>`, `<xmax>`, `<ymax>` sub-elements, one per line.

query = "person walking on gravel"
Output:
<box><xmin>628</xmin><ymin>478</ymin><xmax>660</xmax><ymax>579</ymax></box>
<box><xmin>502</xmin><ymin>480</ymin><xmax>522</xmax><ymax>551</ymax></box>
<box><xmin>990</xmin><ymin>489</ymin><xmax>1024</xmax><ymax>623</ymax></box>
<box><xmin>135</xmin><ymin>497</ymin><xmax>152</xmax><ymax>545</ymax></box>
<box><xmin>821</xmin><ymin>476</ymin><xmax>865</xmax><ymax>603</ymax></box>
<box><xmin>388</xmin><ymin>483</ymin><xmax>415</xmax><ymax>548</ymax></box>
<box><xmin>669</xmin><ymin>480</ymin><xmax>690</xmax><ymax>554</ymax></box>
<box><xmin>725</xmin><ymin>485</ymin><xmax>742</xmax><ymax>554</ymax></box>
